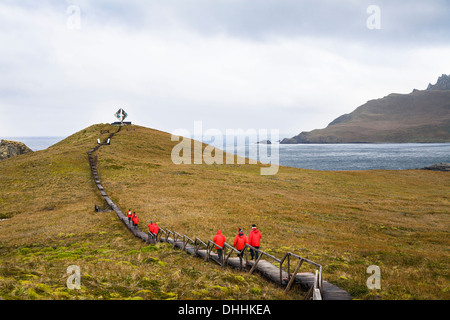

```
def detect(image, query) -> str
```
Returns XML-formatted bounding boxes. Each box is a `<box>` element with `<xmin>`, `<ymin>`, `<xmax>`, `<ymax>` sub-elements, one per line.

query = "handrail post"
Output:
<box><xmin>249</xmin><ymin>252</ymin><xmax>263</xmax><ymax>275</ymax></box>
<box><xmin>304</xmin><ymin>285</ymin><xmax>314</xmax><ymax>300</ymax></box>
<box><xmin>194</xmin><ymin>238</ymin><xmax>199</xmax><ymax>256</ymax></box>
<box><xmin>287</xmin><ymin>254</ymin><xmax>291</xmax><ymax>284</ymax></box>
<box><xmin>172</xmin><ymin>231</ymin><xmax>178</xmax><ymax>249</ymax></box>
<box><xmin>157</xmin><ymin>229</ymin><xmax>164</xmax><ymax>243</ymax></box>
<box><xmin>183</xmin><ymin>235</ymin><xmax>193</xmax><ymax>251</ymax></box>
<box><xmin>280</xmin><ymin>253</ymin><xmax>288</xmax><ymax>286</ymax></box>
<box><xmin>194</xmin><ymin>238</ymin><xmax>203</xmax><ymax>256</ymax></box>
<box><xmin>181</xmin><ymin>235</ymin><xmax>187</xmax><ymax>251</ymax></box>
<box><xmin>284</xmin><ymin>258</ymin><xmax>303</xmax><ymax>293</ymax></box>
<box><xmin>224</xmin><ymin>247</ymin><xmax>232</xmax><ymax>267</ymax></box>
<box><xmin>205</xmin><ymin>241</ymin><xmax>211</xmax><ymax>262</ymax></box>
<box><xmin>217</xmin><ymin>244</ymin><xmax>224</xmax><ymax>266</ymax></box>
<box><xmin>244</xmin><ymin>245</ymin><xmax>248</xmax><ymax>267</ymax></box>
<box><xmin>166</xmin><ymin>228</ymin><xmax>171</xmax><ymax>243</ymax></box>
<box><xmin>319</xmin><ymin>266</ymin><xmax>323</xmax><ymax>295</ymax></box>
<box><xmin>239</xmin><ymin>250</ymin><xmax>243</xmax><ymax>271</ymax></box>
<box><xmin>312</xmin><ymin>270</ymin><xmax>323</xmax><ymax>300</ymax></box>
<box><xmin>147</xmin><ymin>231</ymin><xmax>154</xmax><ymax>244</ymax></box>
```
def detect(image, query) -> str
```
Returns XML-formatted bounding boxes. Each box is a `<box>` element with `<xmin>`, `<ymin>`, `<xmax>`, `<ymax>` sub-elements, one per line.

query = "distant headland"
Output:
<box><xmin>281</xmin><ymin>74</ymin><xmax>450</xmax><ymax>144</ymax></box>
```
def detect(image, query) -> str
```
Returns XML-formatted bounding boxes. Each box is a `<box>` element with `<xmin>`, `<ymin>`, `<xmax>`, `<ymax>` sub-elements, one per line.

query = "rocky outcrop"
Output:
<box><xmin>427</xmin><ymin>74</ymin><xmax>450</xmax><ymax>91</ymax></box>
<box><xmin>0</xmin><ymin>140</ymin><xmax>33</xmax><ymax>160</ymax></box>
<box><xmin>421</xmin><ymin>163</ymin><xmax>450</xmax><ymax>172</ymax></box>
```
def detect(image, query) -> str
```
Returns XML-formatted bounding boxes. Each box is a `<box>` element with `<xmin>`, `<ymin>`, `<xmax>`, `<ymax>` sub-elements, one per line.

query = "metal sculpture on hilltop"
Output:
<box><xmin>112</xmin><ymin>108</ymin><xmax>131</xmax><ymax>126</ymax></box>
<box><xmin>115</xmin><ymin>108</ymin><xmax>128</xmax><ymax>124</ymax></box>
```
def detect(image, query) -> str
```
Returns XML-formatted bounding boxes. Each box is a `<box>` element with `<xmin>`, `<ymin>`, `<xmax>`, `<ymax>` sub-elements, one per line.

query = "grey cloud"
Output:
<box><xmin>4</xmin><ymin>0</ymin><xmax>450</xmax><ymax>44</ymax></box>
<box><xmin>76</xmin><ymin>0</ymin><xmax>450</xmax><ymax>46</ymax></box>
<box><xmin>1</xmin><ymin>0</ymin><xmax>449</xmax><ymax>137</ymax></box>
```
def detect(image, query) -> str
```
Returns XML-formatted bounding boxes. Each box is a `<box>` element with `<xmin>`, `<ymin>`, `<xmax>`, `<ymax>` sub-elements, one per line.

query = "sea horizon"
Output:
<box><xmin>3</xmin><ymin>136</ymin><xmax>449</xmax><ymax>172</ymax></box>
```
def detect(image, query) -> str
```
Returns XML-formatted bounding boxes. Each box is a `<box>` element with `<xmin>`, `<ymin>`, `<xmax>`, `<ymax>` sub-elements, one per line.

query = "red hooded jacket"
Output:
<box><xmin>153</xmin><ymin>223</ymin><xmax>159</xmax><ymax>234</ymax></box>
<box><xmin>233</xmin><ymin>232</ymin><xmax>248</xmax><ymax>251</ymax></box>
<box><xmin>132</xmin><ymin>214</ymin><xmax>139</xmax><ymax>225</ymax></box>
<box><xmin>248</xmin><ymin>228</ymin><xmax>262</xmax><ymax>247</ymax></box>
<box><xmin>148</xmin><ymin>223</ymin><xmax>154</xmax><ymax>233</ymax></box>
<box><xmin>213</xmin><ymin>230</ymin><xmax>226</xmax><ymax>250</ymax></box>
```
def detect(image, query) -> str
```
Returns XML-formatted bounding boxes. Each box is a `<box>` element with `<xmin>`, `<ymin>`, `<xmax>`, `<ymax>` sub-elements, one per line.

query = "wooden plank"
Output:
<box><xmin>196</xmin><ymin>249</ymin><xmax>207</xmax><ymax>259</ymax></box>
<box><xmin>295</xmin><ymin>272</ymin><xmax>316</xmax><ymax>291</ymax></box>
<box><xmin>247</xmin><ymin>260</ymin><xmax>288</xmax><ymax>285</ymax></box>
<box><xmin>184</xmin><ymin>245</ymin><xmax>196</xmax><ymax>256</ymax></box>
<box><xmin>226</xmin><ymin>257</ymin><xmax>245</xmax><ymax>270</ymax></box>
<box><xmin>321</xmin><ymin>281</ymin><xmax>353</xmax><ymax>300</ymax></box>
<box><xmin>294</xmin><ymin>272</ymin><xmax>352</xmax><ymax>300</ymax></box>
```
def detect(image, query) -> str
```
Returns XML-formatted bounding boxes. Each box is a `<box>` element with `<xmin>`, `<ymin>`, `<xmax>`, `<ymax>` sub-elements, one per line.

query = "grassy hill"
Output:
<box><xmin>282</xmin><ymin>89</ymin><xmax>450</xmax><ymax>143</ymax></box>
<box><xmin>1</xmin><ymin>124</ymin><xmax>449</xmax><ymax>300</ymax></box>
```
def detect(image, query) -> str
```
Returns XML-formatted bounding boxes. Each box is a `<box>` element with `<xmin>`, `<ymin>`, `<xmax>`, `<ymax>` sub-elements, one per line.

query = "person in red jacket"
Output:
<box><xmin>132</xmin><ymin>213</ymin><xmax>139</xmax><ymax>229</ymax></box>
<box><xmin>148</xmin><ymin>221</ymin><xmax>155</xmax><ymax>233</ymax></box>
<box><xmin>127</xmin><ymin>209</ymin><xmax>133</xmax><ymax>225</ymax></box>
<box><xmin>213</xmin><ymin>230</ymin><xmax>226</xmax><ymax>262</ymax></box>
<box><xmin>148</xmin><ymin>221</ymin><xmax>160</xmax><ymax>235</ymax></box>
<box><xmin>233</xmin><ymin>229</ymin><xmax>247</xmax><ymax>258</ymax></box>
<box><xmin>248</xmin><ymin>224</ymin><xmax>262</xmax><ymax>260</ymax></box>
<box><xmin>153</xmin><ymin>222</ymin><xmax>160</xmax><ymax>235</ymax></box>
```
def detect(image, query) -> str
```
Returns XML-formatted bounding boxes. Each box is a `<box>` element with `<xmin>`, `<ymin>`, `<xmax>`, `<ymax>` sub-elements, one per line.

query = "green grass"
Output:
<box><xmin>1</xmin><ymin>123</ymin><xmax>449</xmax><ymax>300</ymax></box>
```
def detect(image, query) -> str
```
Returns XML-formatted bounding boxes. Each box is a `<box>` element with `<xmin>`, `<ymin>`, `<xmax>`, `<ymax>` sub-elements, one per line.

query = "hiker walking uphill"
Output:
<box><xmin>248</xmin><ymin>224</ymin><xmax>262</xmax><ymax>260</ymax></box>
<box><xmin>132</xmin><ymin>212</ymin><xmax>139</xmax><ymax>229</ymax></box>
<box><xmin>233</xmin><ymin>229</ymin><xmax>247</xmax><ymax>258</ymax></box>
<box><xmin>127</xmin><ymin>209</ymin><xmax>133</xmax><ymax>225</ymax></box>
<box><xmin>213</xmin><ymin>230</ymin><xmax>226</xmax><ymax>262</ymax></box>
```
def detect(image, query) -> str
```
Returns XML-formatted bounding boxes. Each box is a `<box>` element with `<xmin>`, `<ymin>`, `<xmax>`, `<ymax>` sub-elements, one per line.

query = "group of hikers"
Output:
<box><xmin>126</xmin><ymin>209</ymin><xmax>262</xmax><ymax>262</ymax></box>
<box><xmin>126</xmin><ymin>209</ymin><xmax>160</xmax><ymax>235</ymax></box>
<box><xmin>214</xmin><ymin>224</ymin><xmax>262</xmax><ymax>262</ymax></box>
<box><xmin>127</xmin><ymin>210</ymin><xmax>140</xmax><ymax>229</ymax></box>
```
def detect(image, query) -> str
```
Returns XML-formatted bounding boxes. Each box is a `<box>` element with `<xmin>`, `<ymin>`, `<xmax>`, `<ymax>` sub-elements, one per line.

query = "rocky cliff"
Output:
<box><xmin>282</xmin><ymin>74</ymin><xmax>450</xmax><ymax>144</ymax></box>
<box><xmin>427</xmin><ymin>74</ymin><xmax>450</xmax><ymax>91</ymax></box>
<box><xmin>0</xmin><ymin>140</ymin><xmax>33</xmax><ymax>160</ymax></box>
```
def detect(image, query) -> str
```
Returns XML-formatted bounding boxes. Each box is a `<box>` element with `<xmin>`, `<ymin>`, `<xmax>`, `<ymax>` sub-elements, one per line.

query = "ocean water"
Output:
<box><xmin>3</xmin><ymin>136</ymin><xmax>449</xmax><ymax>171</ymax></box>
<box><xmin>288</xmin><ymin>143</ymin><xmax>450</xmax><ymax>170</ymax></box>
<box><xmin>200</xmin><ymin>134</ymin><xmax>449</xmax><ymax>170</ymax></box>
<box><xmin>2</xmin><ymin>137</ymin><xmax>65</xmax><ymax>152</ymax></box>
<box><xmin>233</xmin><ymin>142</ymin><xmax>450</xmax><ymax>171</ymax></box>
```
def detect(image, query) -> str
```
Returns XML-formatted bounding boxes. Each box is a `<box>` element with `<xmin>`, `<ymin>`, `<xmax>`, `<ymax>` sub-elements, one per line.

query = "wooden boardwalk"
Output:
<box><xmin>88</xmin><ymin>127</ymin><xmax>352</xmax><ymax>301</ymax></box>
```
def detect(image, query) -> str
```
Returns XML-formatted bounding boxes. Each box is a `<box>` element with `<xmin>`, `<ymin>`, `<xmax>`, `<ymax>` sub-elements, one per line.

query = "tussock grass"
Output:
<box><xmin>1</xmin><ymin>123</ymin><xmax>449</xmax><ymax>300</ymax></box>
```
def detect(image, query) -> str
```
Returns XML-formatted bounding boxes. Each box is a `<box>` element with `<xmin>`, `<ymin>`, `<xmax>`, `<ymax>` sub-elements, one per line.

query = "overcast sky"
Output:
<box><xmin>1</xmin><ymin>0</ymin><xmax>449</xmax><ymax>138</ymax></box>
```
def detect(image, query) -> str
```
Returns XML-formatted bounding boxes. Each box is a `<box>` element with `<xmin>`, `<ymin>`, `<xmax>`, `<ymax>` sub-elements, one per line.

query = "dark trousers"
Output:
<box><xmin>250</xmin><ymin>247</ymin><xmax>260</xmax><ymax>260</ymax></box>
<box><xmin>217</xmin><ymin>249</ymin><xmax>223</xmax><ymax>262</ymax></box>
